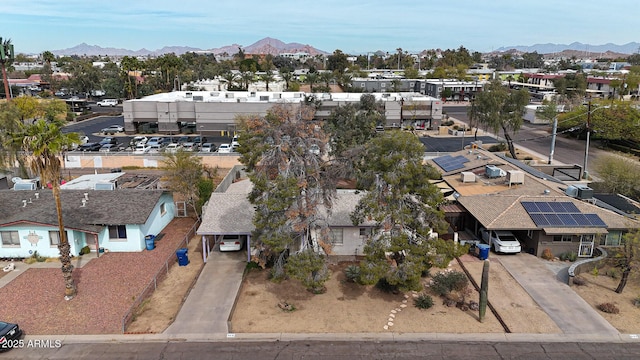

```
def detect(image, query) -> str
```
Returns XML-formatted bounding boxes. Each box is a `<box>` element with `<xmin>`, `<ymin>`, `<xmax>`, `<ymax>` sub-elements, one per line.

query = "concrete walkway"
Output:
<box><xmin>164</xmin><ymin>249</ymin><xmax>245</xmax><ymax>335</ymax></box>
<box><xmin>0</xmin><ymin>253</ymin><xmax>98</xmax><ymax>288</ymax></box>
<box><xmin>495</xmin><ymin>252</ymin><xmax>619</xmax><ymax>335</ymax></box>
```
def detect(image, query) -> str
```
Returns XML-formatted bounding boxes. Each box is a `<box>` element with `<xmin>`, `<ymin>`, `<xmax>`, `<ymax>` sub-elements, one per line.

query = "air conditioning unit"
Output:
<box><xmin>485</xmin><ymin>165</ymin><xmax>502</xmax><ymax>178</ymax></box>
<box><xmin>507</xmin><ymin>170</ymin><xmax>524</xmax><ymax>185</ymax></box>
<box><xmin>575</xmin><ymin>185</ymin><xmax>593</xmax><ymax>199</ymax></box>
<box><xmin>460</xmin><ymin>172</ymin><xmax>476</xmax><ymax>183</ymax></box>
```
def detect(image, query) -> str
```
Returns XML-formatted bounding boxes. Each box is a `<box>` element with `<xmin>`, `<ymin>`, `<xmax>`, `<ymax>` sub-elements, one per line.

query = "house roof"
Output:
<box><xmin>197</xmin><ymin>182</ymin><xmax>372</xmax><ymax>235</ymax></box>
<box><xmin>0</xmin><ymin>189</ymin><xmax>168</xmax><ymax>233</ymax></box>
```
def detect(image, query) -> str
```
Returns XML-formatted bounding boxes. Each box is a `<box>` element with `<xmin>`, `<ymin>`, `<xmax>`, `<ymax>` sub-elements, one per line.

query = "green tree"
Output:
<box><xmin>120</xmin><ymin>56</ymin><xmax>143</xmax><ymax>99</ymax></box>
<box><xmin>239</xmin><ymin>71</ymin><xmax>254</xmax><ymax>91</ymax></box>
<box><xmin>236</xmin><ymin>104</ymin><xmax>335</xmax><ymax>286</ymax></box>
<box><xmin>221</xmin><ymin>71</ymin><xmax>238</xmax><ymax>90</ymax></box>
<box><xmin>326</xmin><ymin>50</ymin><xmax>349</xmax><ymax>74</ymax></box>
<box><xmin>260</xmin><ymin>70</ymin><xmax>275</xmax><ymax>91</ymax></box>
<box><xmin>474</xmin><ymin>79</ymin><xmax>529</xmax><ymax>158</ymax></box>
<box><xmin>557</xmin><ymin>101</ymin><xmax>640</xmax><ymax>141</ymax></box>
<box><xmin>593</xmin><ymin>155</ymin><xmax>640</xmax><ymax>199</ymax></box>
<box><xmin>404</xmin><ymin>66</ymin><xmax>419</xmax><ymax>79</ymax></box>
<box><xmin>161</xmin><ymin>151</ymin><xmax>206</xmax><ymax>219</ymax></box>
<box><xmin>285</xmin><ymin>249</ymin><xmax>330</xmax><ymax>293</ymax></box>
<box><xmin>613</xmin><ymin>229</ymin><xmax>640</xmax><ymax>293</ymax></box>
<box><xmin>20</xmin><ymin>119</ymin><xmax>81</xmax><ymax>299</ymax></box>
<box><xmin>1</xmin><ymin>37</ymin><xmax>15</xmax><ymax>100</ymax></box>
<box><xmin>280</xmin><ymin>70</ymin><xmax>293</xmax><ymax>91</ymax></box>
<box><xmin>351</xmin><ymin>131</ymin><xmax>451</xmax><ymax>291</ymax></box>
<box><xmin>305</xmin><ymin>72</ymin><xmax>318</xmax><ymax>92</ymax></box>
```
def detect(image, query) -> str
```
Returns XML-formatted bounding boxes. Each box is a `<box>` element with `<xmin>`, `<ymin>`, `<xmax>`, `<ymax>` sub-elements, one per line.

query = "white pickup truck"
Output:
<box><xmin>480</xmin><ymin>228</ymin><xmax>521</xmax><ymax>254</ymax></box>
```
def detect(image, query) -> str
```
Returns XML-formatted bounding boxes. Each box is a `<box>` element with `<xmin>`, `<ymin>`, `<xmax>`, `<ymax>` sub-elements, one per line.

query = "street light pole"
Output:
<box><xmin>582</xmin><ymin>100</ymin><xmax>592</xmax><ymax>179</ymax></box>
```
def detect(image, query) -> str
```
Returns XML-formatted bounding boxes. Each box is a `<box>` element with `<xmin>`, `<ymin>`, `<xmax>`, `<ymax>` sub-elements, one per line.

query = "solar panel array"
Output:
<box><xmin>432</xmin><ymin>155</ymin><xmax>469</xmax><ymax>172</ymax></box>
<box><xmin>521</xmin><ymin>201</ymin><xmax>607</xmax><ymax>227</ymax></box>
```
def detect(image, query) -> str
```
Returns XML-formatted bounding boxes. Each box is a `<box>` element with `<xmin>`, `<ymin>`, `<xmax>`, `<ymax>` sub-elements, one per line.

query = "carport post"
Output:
<box><xmin>247</xmin><ymin>235</ymin><xmax>251</xmax><ymax>262</ymax></box>
<box><xmin>202</xmin><ymin>235</ymin><xmax>207</xmax><ymax>263</ymax></box>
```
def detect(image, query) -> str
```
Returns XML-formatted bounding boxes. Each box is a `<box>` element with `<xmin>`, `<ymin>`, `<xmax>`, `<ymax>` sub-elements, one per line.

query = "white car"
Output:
<box><xmin>133</xmin><ymin>144</ymin><xmax>150</xmax><ymax>154</ymax></box>
<box><xmin>219</xmin><ymin>235</ymin><xmax>245</xmax><ymax>252</ymax></box>
<box><xmin>101</xmin><ymin>125</ymin><xmax>124</xmax><ymax>134</ymax></box>
<box><xmin>480</xmin><ymin>228</ymin><xmax>521</xmax><ymax>254</ymax></box>
<box><xmin>231</xmin><ymin>135</ymin><xmax>240</xmax><ymax>148</ymax></box>
<box><xmin>217</xmin><ymin>143</ymin><xmax>232</xmax><ymax>153</ymax></box>
<box><xmin>146</xmin><ymin>137</ymin><xmax>164</xmax><ymax>147</ymax></box>
<box><xmin>97</xmin><ymin>99</ymin><xmax>118</xmax><ymax>107</ymax></box>
<box><xmin>182</xmin><ymin>142</ymin><xmax>197</xmax><ymax>152</ymax></box>
<box><xmin>131</xmin><ymin>136</ymin><xmax>148</xmax><ymax>145</ymax></box>
<box><xmin>200</xmin><ymin>143</ymin><xmax>216</xmax><ymax>153</ymax></box>
<box><xmin>165</xmin><ymin>143</ymin><xmax>182</xmax><ymax>153</ymax></box>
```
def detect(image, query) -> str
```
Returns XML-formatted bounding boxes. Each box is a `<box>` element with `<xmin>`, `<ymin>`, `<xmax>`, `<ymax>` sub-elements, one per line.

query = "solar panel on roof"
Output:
<box><xmin>521</xmin><ymin>201</ymin><xmax>607</xmax><ymax>228</ymax></box>
<box><xmin>584</xmin><ymin>214</ymin><xmax>606</xmax><ymax>227</ymax></box>
<box><xmin>433</xmin><ymin>155</ymin><xmax>469</xmax><ymax>172</ymax></box>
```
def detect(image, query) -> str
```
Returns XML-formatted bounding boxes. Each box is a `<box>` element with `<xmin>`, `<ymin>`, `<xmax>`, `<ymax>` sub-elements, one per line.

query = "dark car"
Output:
<box><xmin>0</xmin><ymin>321</ymin><xmax>24</xmax><ymax>351</ymax></box>
<box><xmin>78</xmin><ymin>142</ymin><xmax>102</xmax><ymax>151</ymax></box>
<box><xmin>99</xmin><ymin>137</ymin><xmax>118</xmax><ymax>146</ymax></box>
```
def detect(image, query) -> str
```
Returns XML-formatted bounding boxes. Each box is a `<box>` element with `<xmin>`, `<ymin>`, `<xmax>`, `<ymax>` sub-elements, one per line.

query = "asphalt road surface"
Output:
<box><xmin>6</xmin><ymin>340</ymin><xmax>640</xmax><ymax>359</ymax></box>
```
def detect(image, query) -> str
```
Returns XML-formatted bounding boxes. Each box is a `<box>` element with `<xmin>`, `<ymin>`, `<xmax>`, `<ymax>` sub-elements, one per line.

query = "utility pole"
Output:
<box><xmin>548</xmin><ymin>116</ymin><xmax>558</xmax><ymax>164</ymax></box>
<box><xmin>582</xmin><ymin>100</ymin><xmax>591</xmax><ymax>179</ymax></box>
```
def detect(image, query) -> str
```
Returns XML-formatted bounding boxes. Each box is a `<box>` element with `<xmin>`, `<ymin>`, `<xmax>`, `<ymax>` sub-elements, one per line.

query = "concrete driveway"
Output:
<box><xmin>164</xmin><ymin>249</ymin><xmax>245</xmax><ymax>335</ymax></box>
<box><xmin>495</xmin><ymin>252</ymin><xmax>619</xmax><ymax>336</ymax></box>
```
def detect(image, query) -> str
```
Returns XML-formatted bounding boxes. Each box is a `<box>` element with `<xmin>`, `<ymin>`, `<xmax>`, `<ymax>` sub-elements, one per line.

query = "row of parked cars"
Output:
<box><xmin>131</xmin><ymin>136</ymin><xmax>239</xmax><ymax>154</ymax></box>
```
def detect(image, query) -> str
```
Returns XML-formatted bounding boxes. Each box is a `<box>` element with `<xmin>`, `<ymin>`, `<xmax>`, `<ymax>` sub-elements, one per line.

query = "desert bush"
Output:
<box><xmin>245</xmin><ymin>261</ymin><xmax>260</xmax><ymax>272</ymax></box>
<box><xmin>541</xmin><ymin>248</ymin><xmax>554</xmax><ymax>260</ymax></box>
<box><xmin>79</xmin><ymin>246</ymin><xmax>90</xmax><ymax>255</ymax></box>
<box><xmin>488</xmin><ymin>143</ymin><xmax>507</xmax><ymax>152</ymax></box>
<box><xmin>559</xmin><ymin>251</ymin><xmax>578</xmax><ymax>262</ymax></box>
<box><xmin>442</xmin><ymin>120</ymin><xmax>454</xmax><ymax>127</ymax></box>
<box><xmin>414</xmin><ymin>294</ymin><xmax>434</xmax><ymax>310</ymax></box>
<box><xmin>344</xmin><ymin>265</ymin><xmax>361</xmax><ymax>283</ymax></box>
<box><xmin>597</xmin><ymin>302</ymin><xmax>620</xmax><ymax>314</ymax></box>
<box><xmin>430</xmin><ymin>271</ymin><xmax>469</xmax><ymax>297</ymax></box>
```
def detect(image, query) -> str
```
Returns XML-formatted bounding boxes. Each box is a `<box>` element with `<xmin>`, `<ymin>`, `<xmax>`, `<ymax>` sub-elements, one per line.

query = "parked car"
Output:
<box><xmin>100</xmin><ymin>125</ymin><xmax>124</xmax><ymax>134</ymax></box>
<box><xmin>200</xmin><ymin>143</ymin><xmax>216</xmax><ymax>153</ymax></box>
<box><xmin>133</xmin><ymin>144</ymin><xmax>150</xmax><ymax>154</ymax></box>
<box><xmin>219</xmin><ymin>234</ymin><xmax>245</xmax><ymax>252</ymax></box>
<box><xmin>177</xmin><ymin>136</ymin><xmax>191</xmax><ymax>144</ymax></box>
<box><xmin>480</xmin><ymin>228</ymin><xmax>521</xmax><ymax>254</ymax></box>
<box><xmin>96</xmin><ymin>99</ymin><xmax>118</xmax><ymax>107</ymax></box>
<box><xmin>231</xmin><ymin>135</ymin><xmax>240</xmax><ymax>148</ymax></box>
<box><xmin>78</xmin><ymin>142</ymin><xmax>102</xmax><ymax>151</ymax></box>
<box><xmin>99</xmin><ymin>137</ymin><xmax>118</xmax><ymax>145</ymax></box>
<box><xmin>147</xmin><ymin>144</ymin><xmax>163</xmax><ymax>153</ymax></box>
<box><xmin>192</xmin><ymin>136</ymin><xmax>207</xmax><ymax>145</ymax></box>
<box><xmin>0</xmin><ymin>320</ymin><xmax>23</xmax><ymax>352</ymax></box>
<box><xmin>217</xmin><ymin>143</ymin><xmax>232</xmax><ymax>153</ymax></box>
<box><xmin>146</xmin><ymin>137</ymin><xmax>164</xmax><ymax>147</ymax></box>
<box><xmin>165</xmin><ymin>143</ymin><xmax>182</xmax><ymax>153</ymax></box>
<box><xmin>131</xmin><ymin>136</ymin><xmax>148</xmax><ymax>146</ymax></box>
<box><xmin>99</xmin><ymin>144</ymin><xmax>120</xmax><ymax>152</ymax></box>
<box><xmin>182</xmin><ymin>142</ymin><xmax>198</xmax><ymax>152</ymax></box>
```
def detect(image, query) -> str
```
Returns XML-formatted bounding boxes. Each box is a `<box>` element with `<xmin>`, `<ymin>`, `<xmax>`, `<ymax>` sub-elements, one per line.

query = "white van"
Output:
<box><xmin>97</xmin><ymin>99</ymin><xmax>118</xmax><ymax>107</ymax></box>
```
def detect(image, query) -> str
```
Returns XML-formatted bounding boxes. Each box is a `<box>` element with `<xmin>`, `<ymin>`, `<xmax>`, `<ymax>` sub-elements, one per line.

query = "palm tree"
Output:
<box><xmin>21</xmin><ymin>119</ymin><xmax>80</xmax><ymax>300</ymax></box>
<box><xmin>306</xmin><ymin>72</ymin><xmax>318</xmax><ymax>92</ymax></box>
<box><xmin>319</xmin><ymin>71</ymin><xmax>333</xmax><ymax>89</ymax></box>
<box><xmin>220</xmin><ymin>71</ymin><xmax>237</xmax><ymax>90</ymax></box>
<box><xmin>280</xmin><ymin>71</ymin><xmax>293</xmax><ymax>91</ymax></box>
<box><xmin>1</xmin><ymin>37</ymin><xmax>15</xmax><ymax>100</ymax></box>
<box><xmin>240</xmin><ymin>71</ymin><xmax>254</xmax><ymax>91</ymax></box>
<box><xmin>260</xmin><ymin>70</ymin><xmax>275</xmax><ymax>91</ymax></box>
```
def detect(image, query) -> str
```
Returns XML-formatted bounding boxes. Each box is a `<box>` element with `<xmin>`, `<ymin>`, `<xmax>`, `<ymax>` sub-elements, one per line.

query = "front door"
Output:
<box><xmin>579</xmin><ymin>234</ymin><xmax>594</xmax><ymax>257</ymax></box>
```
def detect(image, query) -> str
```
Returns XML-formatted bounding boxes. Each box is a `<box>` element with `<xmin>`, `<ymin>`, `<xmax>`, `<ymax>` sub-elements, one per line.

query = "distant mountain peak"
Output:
<box><xmin>494</xmin><ymin>42</ymin><xmax>639</xmax><ymax>55</ymax></box>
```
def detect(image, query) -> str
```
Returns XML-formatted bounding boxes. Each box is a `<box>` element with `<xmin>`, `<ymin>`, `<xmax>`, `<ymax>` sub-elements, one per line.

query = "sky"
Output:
<box><xmin>1</xmin><ymin>0</ymin><xmax>638</xmax><ymax>55</ymax></box>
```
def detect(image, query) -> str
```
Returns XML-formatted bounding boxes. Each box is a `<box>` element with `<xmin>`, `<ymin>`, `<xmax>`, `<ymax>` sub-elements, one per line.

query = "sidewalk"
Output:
<box><xmin>0</xmin><ymin>253</ymin><xmax>98</xmax><ymax>288</ymax></box>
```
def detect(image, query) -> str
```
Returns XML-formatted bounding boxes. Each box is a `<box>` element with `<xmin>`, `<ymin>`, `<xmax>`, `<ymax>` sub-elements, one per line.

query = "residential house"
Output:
<box><xmin>427</xmin><ymin>148</ymin><xmax>640</xmax><ymax>258</ymax></box>
<box><xmin>0</xmin><ymin>189</ymin><xmax>175</xmax><ymax>258</ymax></box>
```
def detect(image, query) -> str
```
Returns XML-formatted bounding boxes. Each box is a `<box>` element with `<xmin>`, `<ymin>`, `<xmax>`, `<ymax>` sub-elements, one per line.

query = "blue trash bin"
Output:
<box><xmin>145</xmin><ymin>235</ymin><xmax>155</xmax><ymax>251</ymax></box>
<box><xmin>477</xmin><ymin>244</ymin><xmax>490</xmax><ymax>260</ymax></box>
<box><xmin>176</xmin><ymin>248</ymin><xmax>189</xmax><ymax>266</ymax></box>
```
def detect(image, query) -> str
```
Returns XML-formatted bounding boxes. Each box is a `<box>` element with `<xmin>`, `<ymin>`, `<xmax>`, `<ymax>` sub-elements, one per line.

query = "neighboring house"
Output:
<box><xmin>197</xmin><ymin>168</ymin><xmax>376</xmax><ymax>263</ymax></box>
<box><xmin>0</xmin><ymin>189</ymin><xmax>175</xmax><ymax>258</ymax></box>
<box><xmin>427</xmin><ymin>148</ymin><xmax>640</xmax><ymax>258</ymax></box>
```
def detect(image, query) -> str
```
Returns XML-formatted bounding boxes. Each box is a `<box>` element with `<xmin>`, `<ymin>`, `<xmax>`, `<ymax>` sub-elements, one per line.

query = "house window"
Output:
<box><xmin>49</xmin><ymin>231</ymin><xmax>68</xmax><ymax>247</ymax></box>
<box><xmin>553</xmin><ymin>235</ymin><xmax>572</xmax><ymax>242</ymax></box>
<box><xmin>359</xmin><ymin>228</ymin><xmax>371</xmax><ymax>237</ymax></box>
<box><xmin>160</xmin><ymin>203</ymin><xmax>167</xmax><ymax>216</ymax></box>
<box><xmin>108</xmin><ymin>225</ymin><xmax>127</xmax><ymax>240</ymax></box>
<box><xmin>409</xmin><ymin>82</ymin><xmax>414</xmax><ymax>87</ymax></box>
<box><xmin>602</xmin><ymin>231</ymin><xmax>622</xmax><ymax>246</ymax></box>
<box><xmin>330</xmin><ymin>228</ymin><xmax>344</xmax><ymax>245</ymax></box>
<box><xmin>1</xmin><ymin>231</ymin><xmax>20</xmax><ymax>246</ymax></box>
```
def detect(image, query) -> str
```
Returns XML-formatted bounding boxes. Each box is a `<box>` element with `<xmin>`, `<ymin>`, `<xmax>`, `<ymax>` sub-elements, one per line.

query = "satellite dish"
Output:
<box><xmin>11</xmin><ymin>177</ymin><xmax>22</xmax><ymax>184</ymax></box>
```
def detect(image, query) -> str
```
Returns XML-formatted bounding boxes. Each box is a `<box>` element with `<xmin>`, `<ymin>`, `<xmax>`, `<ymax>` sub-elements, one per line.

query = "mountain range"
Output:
<box><xmin>50</xmin><ymin>38</ymin><xmax>640</xmax><ymax>57</ymax></box>
<box><xmin>494</xmin><ymin>42</ymin><xmax>640</xmax><ymax>55</ymax></box>
<box><xmin>51</xmin><ymin>37</ymin><xmax>328</xmax><ymax>57</ymax></box>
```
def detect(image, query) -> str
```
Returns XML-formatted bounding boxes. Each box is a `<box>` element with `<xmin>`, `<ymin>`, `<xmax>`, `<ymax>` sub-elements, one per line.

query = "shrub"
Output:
<box><xmin>572</xmin><ymin>276</ymin><xmax>587</xmax><ymax>286</ymax></box>
<box><xmin>430</xmin><ymin>271</ymin><xmax>469</xmax><ymax>297</ymax></box>
<box><xmin>559</xmin><ymin>251</ymin><xmax>578</xmax><ymax>262</ymax></box>
<box><xmin>541</xmin><ymin>248</ymin><xmax>554</xmax><ymax>260</ymax></box>
<box><xmin>597</xmin><ymin>302</ymin><xmax>620</xmax><ymax>314</ymax></box>
<box><xmin>488</xmin><ymin>143</ymin><xmax>507</xmax><ymax>152</ymax></box>
<box><xmin>245</xmin><ymin>261</ymin><xmax>260</xmax><ymax>272</ymax></box>
<box><xmin>606</xmin><ymin>268</ymin><xmax>619</xmax><ymax>279</ymax></box>
<box><xmin>79</xmin><ymin>246</ymin><xmax>91</xmax><ymax>255</ymax></box>
<box><xmin>414</xmin><ymin>294</ymin><xmax>434</xmax><ymax>310</ymax></box>
<box><xmin>344</xmin><ymin>265</ymin><xmax>361</xmax><ymax>283</ymax></box>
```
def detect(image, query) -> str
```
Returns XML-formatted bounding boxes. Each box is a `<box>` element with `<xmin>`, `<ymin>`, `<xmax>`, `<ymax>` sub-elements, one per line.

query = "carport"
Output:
<box><xmin>196</xmin><ymin>192</ymin><xmax>255</xmax><ymax>263</ymax></box>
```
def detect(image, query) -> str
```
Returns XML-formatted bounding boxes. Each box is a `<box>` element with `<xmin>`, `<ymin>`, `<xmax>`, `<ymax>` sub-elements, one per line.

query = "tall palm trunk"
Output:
<box><xmin>53</xmin><ymin>183</ymin><xmax>76</xmax><ymax>299</ymax></box>
<box><xmin>2</xmin><ymin>63</ymin><xmax>10</xmax><ymax>100</ymax></box>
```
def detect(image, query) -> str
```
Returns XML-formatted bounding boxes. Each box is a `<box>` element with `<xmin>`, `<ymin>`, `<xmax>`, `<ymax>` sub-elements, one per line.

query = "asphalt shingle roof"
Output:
<box><xmin>0</xmin><ymin>189</ymin><xmax>167</xmax><ymax>233</ymax></box>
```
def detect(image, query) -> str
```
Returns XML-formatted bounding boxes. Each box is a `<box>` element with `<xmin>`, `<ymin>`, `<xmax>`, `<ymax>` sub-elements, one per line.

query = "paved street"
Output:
<box><xmin>7</xmin><ymin>339</ymin><xmax>640</xmax><ymax>359</ymax></box>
